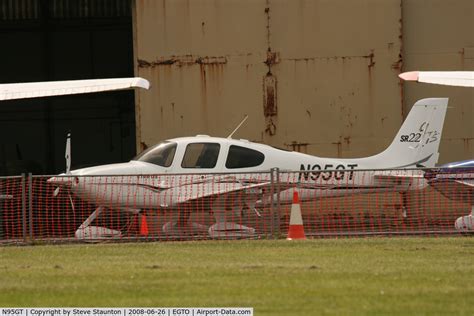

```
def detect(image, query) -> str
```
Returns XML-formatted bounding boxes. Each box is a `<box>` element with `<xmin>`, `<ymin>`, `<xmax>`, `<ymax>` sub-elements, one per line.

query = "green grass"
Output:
<box><xmin>0</xmin><ymin>238</ymin><xmax>473</xmax><ymax>315</ymax></box>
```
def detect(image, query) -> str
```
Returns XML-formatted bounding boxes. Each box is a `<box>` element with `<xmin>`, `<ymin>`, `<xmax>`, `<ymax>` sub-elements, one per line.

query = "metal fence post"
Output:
<box><xmin>270</xmin><ymin>168</ymin><xmax>281</xmax><ymax>239</ymax></box>
<box><xmin>21</xmin><ymin>173</ymin><xmax>27</xmax><ymax>242</ymax></box>
<box><xmin>28</xmin><ymin>173</ymin><xmax>33</xmax><ymax>241</ymax></box>
<box><xmin>270</xmin><ymin>169</ymin><xmax>275</xmax><ymax>237</ymax></box>
<box><xmin>274</xmin><ymin>168</ymin><xmax>281</xmax><ymax>238</ymax></box>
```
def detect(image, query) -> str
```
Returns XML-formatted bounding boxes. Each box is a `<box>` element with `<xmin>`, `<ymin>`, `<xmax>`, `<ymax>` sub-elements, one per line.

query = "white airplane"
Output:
<box><xmin>0</xmin><ymin>76</ymin><xmax>449</xmax><ymax>239</ymax></box>
<box><xmin>400</xmin><ymin>70</ymin><xmax>474</xmax><ymax>231</ymax></box>
<box><xmin>47</xmin><ymin>98</ymin><xmax>448</xmax><ymax>239</ymax></box>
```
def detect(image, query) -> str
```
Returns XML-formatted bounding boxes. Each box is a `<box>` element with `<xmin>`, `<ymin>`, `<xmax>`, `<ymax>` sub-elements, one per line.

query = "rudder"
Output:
<box><xmin>368</xmin><ymin>98</ymin><xmax>448</xmax><ymax>168</ymax></box>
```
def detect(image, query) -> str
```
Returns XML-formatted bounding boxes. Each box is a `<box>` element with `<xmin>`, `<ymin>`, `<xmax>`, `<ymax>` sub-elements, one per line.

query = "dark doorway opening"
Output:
<box><xmin>0</xmin><ymin>0</ymin><xmax>135</xmax><ymax>175</ymax></box>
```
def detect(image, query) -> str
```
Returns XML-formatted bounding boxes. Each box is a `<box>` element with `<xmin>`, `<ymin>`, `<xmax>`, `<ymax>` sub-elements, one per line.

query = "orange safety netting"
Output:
<box><xmin>0</xmin><ymin>169</ymin><xmax>471</xmax><ymax>243</ymax></box>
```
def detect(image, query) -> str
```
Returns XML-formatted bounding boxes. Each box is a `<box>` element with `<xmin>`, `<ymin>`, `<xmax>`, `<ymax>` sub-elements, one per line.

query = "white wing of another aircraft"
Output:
<box><xmin>0</xmin><ymin>77</ymin><xmax>150</xmax><ymax>101</ymax></box>
<box><xmin>399</xmin><ymin>71</ymin><xmax>474</xmax><ymax>87</ymax></box>
<box><xmin>401</xmin><ymin>70</ymin><xmax>474</xmax><ymax>231</ymax></box>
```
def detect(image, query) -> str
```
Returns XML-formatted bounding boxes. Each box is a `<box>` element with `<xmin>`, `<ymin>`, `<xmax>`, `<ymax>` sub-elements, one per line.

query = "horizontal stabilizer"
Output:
<box><xmin>373</xmin><ymin>172</ymin><xmax>414</xmax><ymax>189</ymax></box>
<box><xmin>373</xmin><ymin>171</ymin><xmax>427</xmax><ymax>191</ymax></box>
<box><xmin>0</xmin><ymin>77</ymin><xmax>150</xmax><ymax>101</ymax></box>
<box><xmin>455</xmin><ymin>180</ymin><xmax>474</xmax><ymax>188</ymax></box>
<box><xmin>399</xmin><ymin>71</ymin><xmax>474</xmax><ymax>87</ymax></box>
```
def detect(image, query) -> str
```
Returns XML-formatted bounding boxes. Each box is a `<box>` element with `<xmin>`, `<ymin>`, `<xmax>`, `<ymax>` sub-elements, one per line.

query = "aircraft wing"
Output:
<box><xmin>455</xmin><ymin>180</ymin><xmax>474</xmax><ymax>187</ymax></box>
<box><xmin>0</xmin><ymin>77</ymin><xmax>150</xmax><ymax>101</ymax></box>
<box><xmin>399</xmin><ymin>71</ymin><xmax>474</xmax><ymax>87</ymax></box>
<box><xmin>373</xmin><ymin>171</ymin><xmax>426</xmax><ymax>191</ymax></box>
<box><xmin>164</xmin><ymin>179</ymin><xmax>292</xmax><ymax>206</ymax></box>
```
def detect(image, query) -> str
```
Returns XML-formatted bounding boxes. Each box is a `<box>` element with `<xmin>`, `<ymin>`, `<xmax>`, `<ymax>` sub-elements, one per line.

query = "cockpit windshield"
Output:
<box><xmin>133</xmin><ymin>141</ymin><xmax>177</xmax><ymax>167</ymax></box>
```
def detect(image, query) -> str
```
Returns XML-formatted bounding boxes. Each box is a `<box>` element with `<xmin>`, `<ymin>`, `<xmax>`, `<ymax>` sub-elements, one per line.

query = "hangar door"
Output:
<box><xmin>0</xmin><ymin>0</ymin><xmax>135</xmax><ymax>175</ymax></box>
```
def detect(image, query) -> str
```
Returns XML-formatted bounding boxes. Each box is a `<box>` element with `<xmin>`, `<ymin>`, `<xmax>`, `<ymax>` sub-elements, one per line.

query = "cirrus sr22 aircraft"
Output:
<box><xmin>0</xmin><ymin>75</ymin><xmax>453</xmax><ymax>239</ymax></box>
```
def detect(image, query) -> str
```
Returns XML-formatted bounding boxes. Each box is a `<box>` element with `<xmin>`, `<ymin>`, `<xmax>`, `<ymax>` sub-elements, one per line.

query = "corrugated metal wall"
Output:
<box><xmin>0</xmin><ymin>0</ymin><xmax>130</xmax><ymax>20</ymax></box>
<box><xmin>0</xmin><ymin>0</ymin><xmax>38</xmax><ymax>20</ymax></box>
<box><xmin>133</xmin><ymin>0</ymin><xmax>473</xmax><ymax>164</ymax></box>
<box><xmin>402</xmin><ymin>0</ymin><xmax>474</xmax><ymax>163</ymax></box>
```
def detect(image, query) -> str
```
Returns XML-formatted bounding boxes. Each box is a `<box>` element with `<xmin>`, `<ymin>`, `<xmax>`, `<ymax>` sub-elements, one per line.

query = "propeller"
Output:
<box><xmin>63</xmin><ymin>132</ymin><xmax>76</xmax><ymax>213</ymax></box>
<box><xmin>52</xmin><ymin>132</ymin><xmax>72</xmax><ymax>197</ymax></box>
<box><xmin>65</xmin><ymin>131</ymin><xmax>71</xmax><ymax>174</ymax></box>
<box><xmin>52</xmin><ymin>132</ymin><xmax>76</xmax><ymax>215</ymax></box>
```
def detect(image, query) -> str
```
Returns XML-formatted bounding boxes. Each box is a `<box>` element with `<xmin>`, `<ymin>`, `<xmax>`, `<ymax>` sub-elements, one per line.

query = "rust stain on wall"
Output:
<box><xmin>396</xmin><ymin>1</ymin><xmax>404</xmax><ymax>118</ymax></box>
<box><xmin>264</xmin><ymin>50</ymin><xmax>279</xmax><ymax>68</ymax></box>
<box><xmin>332</xmin><ymin>141</ymin><xmax>342</xmax><ymax>158</ymax></box>
<box><xmin>286</xmin><ymin>53</ymin><xmax>375</xmax><ymax>63</ymax></box>
<box><xmin>264</xmin><ymin>3</ymin><xmax>271</xmax><ymax>52</ymax></box>
<box><xmin>285</xmin><ymin>141</ymin><xmax>309</xmax><ymax>153</ymax></box>
<box><xmin>263</xmin><ymin>1</ymin><xmax>279</xmax><ymax>137</ymax></box>
<box><xmin>367</xmin><ymin>50</ymin><xmax>375</xmax><ymax>69</ymax></box>
<box><xmin>263</xmin><ymin>73</ymin><xmax>277</xmax><ymax>117</ymax></box>
<box><xmin>263</xmin><ymin>73</ymin><xmax>277</xmax><ymax>136</ymax></box>
<box><xmin>140</xmin><ymin>141</ymin><xmax>149</xmax><ymax>151</ymax></box>
<box><xmin>463</xmin><ymin>138</ymin><xmax>474</xmax><ymax>153</ymax></box>
<box><xmin>137</xmin><ymin>55</ymin><xmax>227</xmax><ymax>68</ymax></box>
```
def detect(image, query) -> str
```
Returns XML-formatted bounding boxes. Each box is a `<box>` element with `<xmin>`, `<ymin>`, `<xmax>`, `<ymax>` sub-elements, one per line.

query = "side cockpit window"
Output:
<box><xmin>182</xmin><ymin>143</ymin><xmax>220</xmax><ymax>168</ymax></box>
<box><xmin>133</xmin><ymin>141</ymin><xmax>177</xmax><ymax>167</ymax></box>
<box><xmin>225</xmin><ymin>145</ymin><xmax>265</xmax><ymax>169</ymax></box>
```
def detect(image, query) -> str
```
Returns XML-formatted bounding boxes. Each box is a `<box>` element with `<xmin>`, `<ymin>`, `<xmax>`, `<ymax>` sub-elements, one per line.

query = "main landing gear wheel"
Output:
<box><xmin>208</xmin><ymin>222</ymin><xmax>255</xmax><ymax>239</ymax></box>
<box><xmin>162</xmin><ymin>208</ymin><xmax>208</xmax><ymax>236</ymax></box>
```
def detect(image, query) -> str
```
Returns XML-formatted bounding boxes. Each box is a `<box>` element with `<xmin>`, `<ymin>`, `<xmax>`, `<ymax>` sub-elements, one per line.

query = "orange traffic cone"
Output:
<box><xmin>140</xmin><ymin>213</ymin><xmax>149</xmax><ymax>236</ymax></box>
<box><xmin>287</xmin><ymin>190</ymin><xmax>306</xmax><ymax>240</ymax></box>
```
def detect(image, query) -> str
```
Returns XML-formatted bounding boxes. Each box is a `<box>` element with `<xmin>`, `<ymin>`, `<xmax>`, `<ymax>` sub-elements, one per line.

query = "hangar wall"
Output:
<box><xmin>402</xmin><ymin>0</ymin><xmax>474</xmax><ymax>163</ymax></box>
<box><xmin>133</xmin><ymin>0</ymin><xmax>473</xmax><ymax>164</ymax></box>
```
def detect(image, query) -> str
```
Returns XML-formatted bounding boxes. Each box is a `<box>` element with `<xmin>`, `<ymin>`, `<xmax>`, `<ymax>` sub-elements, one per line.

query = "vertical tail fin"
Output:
<box><xmin>370</xmin><ymin>98</ymin><xmax>448</xmax><ymax>168</ymax></box>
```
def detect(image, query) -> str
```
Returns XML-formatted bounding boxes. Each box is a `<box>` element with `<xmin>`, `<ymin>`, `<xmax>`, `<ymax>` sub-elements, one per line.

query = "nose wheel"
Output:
<box><xmin>75</xmin><ymin>206</ymin><xmax>122</xmax><ymax>240</ymax></box>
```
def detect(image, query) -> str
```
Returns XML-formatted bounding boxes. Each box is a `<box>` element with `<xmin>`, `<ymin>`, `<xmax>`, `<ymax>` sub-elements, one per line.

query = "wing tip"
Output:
<box><xmin>399</xmin><ymin>71</ymin><xmax>419</xmax><ymax>81</ymax></box>
<box><xmin>133</xmin><ymin>77</ymin><xmax>151</xmax><ymax>90</ymax></box>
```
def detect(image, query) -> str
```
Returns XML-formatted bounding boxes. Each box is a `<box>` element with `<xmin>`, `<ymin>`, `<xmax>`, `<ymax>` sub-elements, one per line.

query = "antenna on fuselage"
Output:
<box><xmin>227</xmin><ymin>115</ymin><xmax>248</xmax><ymax>139</ymax></box>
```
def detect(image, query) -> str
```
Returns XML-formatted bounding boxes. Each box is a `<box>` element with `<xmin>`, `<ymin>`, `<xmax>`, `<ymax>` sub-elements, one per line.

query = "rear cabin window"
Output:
<box><xmin>181</xmin><ymin>143</ymin><xmax>220</xmax><ymax>168</ymax></box>
<box><xmin>225</xmin><ymin>145</ymin><xmax>265</xmax><ymax>169</ymax></box>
